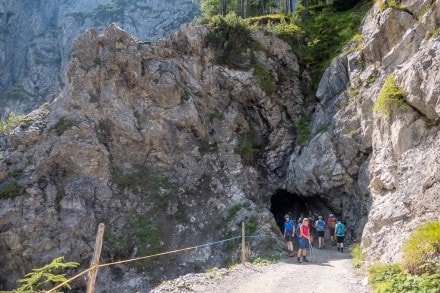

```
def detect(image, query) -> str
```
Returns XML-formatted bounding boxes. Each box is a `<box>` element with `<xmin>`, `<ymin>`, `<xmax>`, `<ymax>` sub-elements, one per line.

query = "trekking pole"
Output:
<box><xmin>308</xmin><ymin>237</ymin><xmax>316</xmax><ymax>263</ymax></box>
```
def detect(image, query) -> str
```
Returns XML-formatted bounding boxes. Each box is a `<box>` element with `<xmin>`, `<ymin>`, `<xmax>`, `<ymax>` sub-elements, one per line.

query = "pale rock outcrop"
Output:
<box><xmin>287</xmin><ymin>0</ymin><xmax>440</xmax><ymax>264</ymax></box>
<box><xmin>0</xmin><ymin>23</ymin><xmax>307</xmax><ymax>291</ymax></box>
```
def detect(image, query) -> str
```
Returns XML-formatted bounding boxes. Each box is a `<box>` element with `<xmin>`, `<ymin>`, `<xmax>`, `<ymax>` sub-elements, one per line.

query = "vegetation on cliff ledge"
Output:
<box><xmin>368</xmin><ymin>220</ymin><xmax>440</xmax><ymax>292</ymax></box>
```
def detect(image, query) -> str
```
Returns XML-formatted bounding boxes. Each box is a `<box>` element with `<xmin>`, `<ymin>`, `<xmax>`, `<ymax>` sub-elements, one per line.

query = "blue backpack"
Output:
<box><xmin>336</xmin><ymin>223</ymin><xmax>346</xmax><ymax>236</ymax></box>
<box><xmin>296</xmin><ymin>223</ymin><xmax>302</xmax><ymax>239</ymax></box>
<box><xmin>316</xmin><ymin>219</ymin><xmax>325</xmax><ymax>231</ymax></box>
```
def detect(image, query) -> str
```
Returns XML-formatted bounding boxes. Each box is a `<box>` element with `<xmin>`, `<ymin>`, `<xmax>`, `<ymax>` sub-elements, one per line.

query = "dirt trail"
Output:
<box><xmin>152</xmin><ymin>245</ymin><xmax>371</xmax><ymax>293</ymax></box>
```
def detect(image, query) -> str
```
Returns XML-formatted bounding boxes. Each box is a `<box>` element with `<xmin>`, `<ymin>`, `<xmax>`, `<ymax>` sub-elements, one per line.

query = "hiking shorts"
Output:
<box><xmin>337</xmin><ymin>235</ymin><xmax>345</xmax><ymax>244</ymax></box>
<box><xmin>299</xmin><ymin>238</ymin><xmax>310</xmax><ymax>249</ymax></box>
<box><xmin>317</xmin><ymin>230</ymin><xmax>325</xmax><ymax>238</ymax></box>
<box><xmin>285</xmin><ymin>232</ymin><xmax>293</xmax><ymax>242</ymax></box>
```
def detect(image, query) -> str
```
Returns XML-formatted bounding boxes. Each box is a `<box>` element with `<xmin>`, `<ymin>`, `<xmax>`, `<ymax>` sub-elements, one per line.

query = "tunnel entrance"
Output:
<box><xmin>270</xmin><ymin>190</ymin><xmax>334</xmax><ymax>233</ymax></box>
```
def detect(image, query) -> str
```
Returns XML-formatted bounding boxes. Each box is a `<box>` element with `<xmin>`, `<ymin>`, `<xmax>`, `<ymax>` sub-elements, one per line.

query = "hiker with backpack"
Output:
<box><xmin>297</xmin><ymin>218</ymin><xmax>310</xmax><ymax>263</ymax></box>
<box><xmin>315</xmin><ymin>215</ymin><xmax>326</xmax><ymax>249</ymax></box>
<box><xmin>335</xmin><ymin>219</ymin><xmax>346</xmax><ymax>252</ymax></box>
<box><xmin>283</xmin><ymin>214</ymin><xmax>295</xmax><ymax>256</ymax></box>
<box><xmin>327</xmin><ymin>214</ymin><xmax>337</xmax><ymax>246</ymax></box>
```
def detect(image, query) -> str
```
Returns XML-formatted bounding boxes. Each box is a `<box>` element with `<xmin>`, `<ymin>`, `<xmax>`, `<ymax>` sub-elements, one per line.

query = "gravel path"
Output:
<box><xmin>151</xmin><ymin>245</ymin><xmax>371</xmax><ymax>293</ymax></box>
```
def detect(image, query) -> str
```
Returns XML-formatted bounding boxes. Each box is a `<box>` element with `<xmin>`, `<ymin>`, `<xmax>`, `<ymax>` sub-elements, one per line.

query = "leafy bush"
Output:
<box><xmin>403</xmin><ymin>220</ymin><xmax>440</xmax><ymax>275</ymax></box>
<box><xmin>369</xmin><ymin>263</ymin><xmax>440</xmax><ymax>292</ymax></box>
<box><xmin>373</xmin><ymin>73</ymin><xmax>406</xmax><ymax>115</ymax></box>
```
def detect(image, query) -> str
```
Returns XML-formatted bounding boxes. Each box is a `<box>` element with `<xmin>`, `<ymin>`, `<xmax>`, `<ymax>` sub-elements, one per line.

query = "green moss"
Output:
<box><xmin>349</xmin><ymin>86</ymin><xmax>361</xmax><ymax>96</ymax></box>
<box><xmin>349</xmin><ymin>129</ymin><xmax>357</xmax><ymax>137</ymax></box>
<box><xmin>373</xmin><ymin>73</ymin><xmax>406</xmax><ymax>116</ymax></box>
<box><xmin>296</xmin><ymin>116</ymin><xmax>311</xmax><ymax>146</ymax></box>
<box><xmin>226</xmin><ymin>204</ymin><xmax>242</xmax><ymax>222</ymax></box>
<box><xmin>0</xmin><ymin>179</ymin><xmax>23</xmax><ymax>200</ymax></box>
<box><xmin>53</xmin><ymin>116</ymin><xmax>75</xmax><ymax>135</ymax></box>
<box><xmin>403</xmin><ymin>220</ymin><xmax>440</xmax><ymax>275</ymax></box>
<box><xmin>432</xmin><ymin>28</ymin><xmax>440</xmax><ymax>39</ymax></box>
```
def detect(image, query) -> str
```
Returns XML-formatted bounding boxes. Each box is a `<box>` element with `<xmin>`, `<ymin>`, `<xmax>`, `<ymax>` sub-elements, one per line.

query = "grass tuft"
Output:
<box><xmin>373</xmin><ymin>73</ymin><xmax>405</xmax><ymax>116</ymax></box>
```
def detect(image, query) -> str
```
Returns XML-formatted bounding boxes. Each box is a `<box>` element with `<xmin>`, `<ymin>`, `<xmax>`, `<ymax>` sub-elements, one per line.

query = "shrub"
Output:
<box><xmin>369</xmin><ymin>263</ymin><xmax>440</xmax><ymax>292</ymax></box>
<box><xmin>0</xmin><ymin>113</ymin><xmax>30</xmax><ymax>135</ymax></box>
<box><xmin>252</xmin><ymin>62</ymin><xmax>277</xmax><ymax>95</ymax></box>
<box><xmin>0</xmin><ymin>179</ymin><xmax>23</xmax><ymax>200</ymax></box>
<box><xmin>403</xmin><ymin>220</ymin><xmax>440</xmax><ymax>275</ymax></box>
<box><xmin>296</xmin><ymin>116</ymin><xmax>311</xmax><ymax>145</ymax></box>
<box><xmin>53</xmin><ymin>117</ymin><xmax>75</xmax><ymax>135</ymax></box>
<box><xmin>351</xmin><ymin>243</ymin><xmax>364</xmax><ymax>268</ymax></box>
<box><xmin>373</xmin><ymin>73</ymin><xmax>405</xmax><ymax>115</ymax></box>
<box><xmin>235</xmin><ymin>132</ymin><xmax>261</xmax><ymax>164</ymax></box>
<box><xmin>206</xmin><ymin>13</ymin><xmax>253</xmax><ymax>67</ymax></box>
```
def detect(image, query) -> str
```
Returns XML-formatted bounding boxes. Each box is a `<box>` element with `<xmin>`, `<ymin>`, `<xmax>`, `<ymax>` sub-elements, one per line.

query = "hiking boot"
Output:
<box><xmin>297</xmin><ymin>257</ymin><xmax>302</xmax><ymax>263</ymax></box>
<box><xmin>289</xmin><ymin>252</ymin><xmax>295</xmax><ymax>257</ymax></box>
<box><xmin>341</xmin><ymin>248</ymin><xmax>344</xmax><ymax>253</ymax></box>
<box><xmin>337</xmin><ymin>247</ymin><xmax>340</xmax><ymax>251</ymax></box>
<box><xmin>303</xmin><ymin>257</ymin><xmax>309</xmax><ymax>262</ymax></box>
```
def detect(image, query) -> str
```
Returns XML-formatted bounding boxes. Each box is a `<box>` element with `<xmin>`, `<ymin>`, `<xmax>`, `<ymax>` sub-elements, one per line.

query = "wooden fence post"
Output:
<box><xmin>87</xmin><ymin>223</ymin><xmax>105</xmax><ymax>293</ymax></box>
<box><xmin>241</xmin><ymin>221</ymin><xmax>246</xmax><ymax>264</ymax></box>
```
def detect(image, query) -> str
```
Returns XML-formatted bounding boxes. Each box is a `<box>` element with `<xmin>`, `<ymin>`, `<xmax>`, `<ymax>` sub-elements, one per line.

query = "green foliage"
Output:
<box><xmin>206</xmin><ymin>13</ymin><xmax>254</xmax><ymax>67</ymax></box>
<box><xmin>318</xmin><ymin>123</ymin><xmax>329</xmax><ymax>133</ymax></box>
<box><xmin>244</xmin><ymin>214</ymin><xmax>258</xmax><ymax>235</ymax></box>
<box><xmin>349</xmin><ymin>129</ymin><xmax>357</xmax><ymax>137</ymax></box>
<box><xmin>0</xmin><ymin>113</ymin><xmax>31</xmax><ymax>135</ymax></box>
<box><xmin>432</xmin><ymin>28</ymin><xmax>440</xmax><ymax>39</ymax></box>
<box><xmin>112</xmin><ymin>166</ymin><xmax>171</xmax><ymax>196</ymax></box>
<box><xmin>251</xmin><ymin>62</ymin><xmax>277</xmax><ymax>95</ymax></box>
<box><xmin>208</xmin><ymin>111</ymin><xmax>224</xmax><ymax>122</ymax></box>
<box><xmin>373</xmin><ymin>73</ymin><xmax>406</xmax><ymax>115</ymax></box>
<box><xmin>0</xmin><ymin>179</ymin><xmax>23</xmax><ymax>200</ymax></box>
<box><xmin>235</xmin><ymin>132</ymin><xmax>261</xmax><ymax>164</ymax></box>
<box><xmin>53</xmin><ymin>116</ymin><xmax>75</xmax><ymax>135</ymax></box>
<box><xmin>2</xmin><ymin>257</ymin><xmax>79</xmax><ymax>293</ymax></box>
<box><xmin>248</xmin><ymin>255</ymin><xmax>282</xmax><ymax>266</ymax></box>
<box><xmin>403</xmin><ymin>220</ymin><xmax>440</xmax><ymax>275</ymax></box>
<box><xmin>368</xmin><ymin>263</ymin><xmax>440</xmax><ymax>293</ymax></box>
<box><xmin>296</xmin><ymin>115</ymin><xmax>311</xmax><ymax>145</ymax></box>
<box><xmin>3</xmin><ymin>84</ymin><xmax>31</xmax><ymax>101</ymax></box>
<box><xmin>349</xmin><ymin>86</ymin><xmax>361</xmax><ymax>96</ymax></box>
<box><xmin>226</xmin><ymin>202</ymin><xmax>252</xmax><ymax>222</ymax></box>
<box><xmin>351</xmin><ymin>243</ymin><xmax>364</xmax><ymax>268</ymax></box>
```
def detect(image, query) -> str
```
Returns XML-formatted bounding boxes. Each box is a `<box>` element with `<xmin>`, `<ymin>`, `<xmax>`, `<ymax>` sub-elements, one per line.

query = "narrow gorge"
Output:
<box><xmin>0</xmin><ymin>0</ymin><xmax>439</xmax><ymax>292</ymax></box>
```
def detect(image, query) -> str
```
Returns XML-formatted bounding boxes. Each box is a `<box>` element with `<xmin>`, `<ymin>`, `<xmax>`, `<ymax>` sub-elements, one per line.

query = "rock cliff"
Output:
<box><xmin>0</xmin><ymin>0</ymin><xmax>199</xmax><ymax>118</ymax></box>
<box><xmin>0</xmin><ymin>23</ymin><xmax>308</xmax><ymax>290</ymax></box>
<box><xmin>1</xmin><ymin>0</ymin><xmax>440</xmax><ymax>291</ymax></box>
<box><xmin>287</xmin><ymin>0</ymin><xmax>440</xmax><ymax>264</ymax></box>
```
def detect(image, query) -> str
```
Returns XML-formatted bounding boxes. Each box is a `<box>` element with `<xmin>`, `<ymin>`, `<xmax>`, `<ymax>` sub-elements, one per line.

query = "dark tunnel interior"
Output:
<box><xmin>270</xmin><ymin>189</ymin><xmax>337</xmax><ymax>233</ymax></box>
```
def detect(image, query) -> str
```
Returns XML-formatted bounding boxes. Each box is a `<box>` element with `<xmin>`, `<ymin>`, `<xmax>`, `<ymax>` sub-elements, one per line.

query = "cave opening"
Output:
<box><xmin>270</xmin><ymin>189</ymin><xmax>334</xmax><ymax>233</ymax></box>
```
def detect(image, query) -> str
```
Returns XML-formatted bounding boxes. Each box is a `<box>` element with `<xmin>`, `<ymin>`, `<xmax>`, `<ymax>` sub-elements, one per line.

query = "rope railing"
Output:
<box><xmin>46</xmin><ymin>233</ymin><xmax>273</xmax><ymax>293</ymax></box>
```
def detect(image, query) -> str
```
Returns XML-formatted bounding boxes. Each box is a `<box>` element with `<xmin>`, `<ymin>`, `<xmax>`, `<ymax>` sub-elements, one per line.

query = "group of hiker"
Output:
<box><xmin>283</xmin><ymin>212</ymin><xmax>346</xmax><ymax>263</ymax></box>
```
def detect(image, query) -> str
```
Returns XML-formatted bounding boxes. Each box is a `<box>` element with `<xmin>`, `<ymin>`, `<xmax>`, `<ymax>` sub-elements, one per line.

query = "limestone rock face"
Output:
<box><xmin>0</xmin><ymin>24</ymin><xmax>306</xmax><ymax>290</ymax></box>
<box><xmin>287</xmin><ymin>0</ymin><xmax>440</xmax><ymax>264</ymax></box>
<box><xmin>0</xmin><ymin>0</ymin><xmax>199</xmax><ymax>118</ymax></box>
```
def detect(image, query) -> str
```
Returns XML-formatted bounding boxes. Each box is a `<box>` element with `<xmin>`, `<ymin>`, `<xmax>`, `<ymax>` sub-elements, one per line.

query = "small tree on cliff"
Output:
<box><xmin>2</xmin><ymin>257</ymin><xmax>79</xmax><ymax>293</ymax></box>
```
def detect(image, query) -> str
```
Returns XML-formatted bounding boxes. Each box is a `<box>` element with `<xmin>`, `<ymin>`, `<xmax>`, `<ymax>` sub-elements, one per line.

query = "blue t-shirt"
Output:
<box><xmin>284</xmin><ymin>220</ymin><xmax>294</xmax><ymax>233</ymax></box>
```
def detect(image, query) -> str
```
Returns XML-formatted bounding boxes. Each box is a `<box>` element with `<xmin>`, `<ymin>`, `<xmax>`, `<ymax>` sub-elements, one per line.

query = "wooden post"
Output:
<box><xmin>241</xmin><ymin>221</ymin><xmax>246</xmax><ymax>264</ymax></box>
<box><xmin>87</xmin><ymin>223</ymin><xmax>105</xmax><ymax>293</ymax></box>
